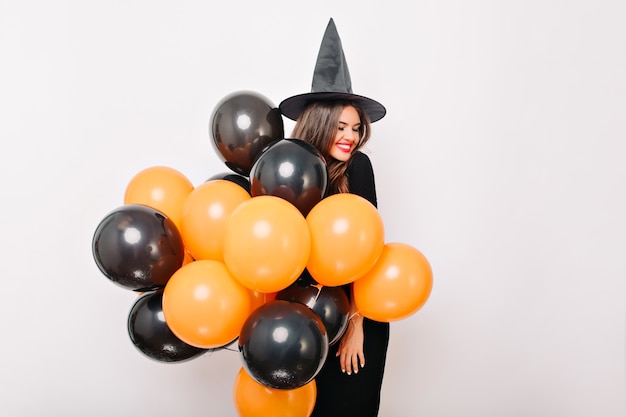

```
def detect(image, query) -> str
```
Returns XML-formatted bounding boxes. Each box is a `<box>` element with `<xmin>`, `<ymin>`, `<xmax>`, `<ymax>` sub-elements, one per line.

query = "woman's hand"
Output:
<box><xmin>336</xmin><ymin>313</ymin><xmax>365</xmax><ymax>375</ymax></box>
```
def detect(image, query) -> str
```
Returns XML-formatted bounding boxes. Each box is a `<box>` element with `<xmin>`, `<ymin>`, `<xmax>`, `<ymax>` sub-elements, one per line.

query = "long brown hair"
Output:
<box><xmin>291</xmin><ymin>100</ymin><xmax>371</xmax><ymax>194</ymax></box>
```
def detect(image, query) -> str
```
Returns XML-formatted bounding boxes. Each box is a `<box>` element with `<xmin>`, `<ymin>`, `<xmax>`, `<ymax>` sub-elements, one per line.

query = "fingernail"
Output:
<box><xmin>341</xmin><ymin>369</ymin><xmax>345</xmax><ymax>373</ymax></box>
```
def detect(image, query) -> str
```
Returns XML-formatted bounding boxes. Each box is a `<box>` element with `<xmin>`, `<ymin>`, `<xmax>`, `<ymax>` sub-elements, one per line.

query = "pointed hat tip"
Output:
<box><xmin>326</xmin><ymin>17</ymin><xmax>336</xmax><ymax>30</ymax></box>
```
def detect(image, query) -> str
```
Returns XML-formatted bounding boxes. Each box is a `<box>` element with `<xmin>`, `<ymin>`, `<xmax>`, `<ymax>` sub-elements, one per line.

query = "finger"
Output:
<box><xmin>358</xmin><ymin>351</ymin><xmax>366</xmax><ymax>369</ymax></box>
<box><xmin>345</xmin><ymin>355</ymin><xmax>354</xmax><ymax>375</ymax></box>
<box><xmin>339</xmin><ymin>351</ymin><xmax>347</xmax><ymax>373</ymax></box>
<box><xmin>351</xmin><ymin>353</ymin><xmax>360</xmax><ymax>374</ymax></box>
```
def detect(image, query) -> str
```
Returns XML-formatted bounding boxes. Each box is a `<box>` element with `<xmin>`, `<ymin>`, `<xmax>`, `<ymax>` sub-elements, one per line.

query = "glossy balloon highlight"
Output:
<box><xmin>124</xmin><ymin>166</ymin><xmax>194</xmax><ymax>231</ymax></box>
<box><xmin>239</xmin><ymin>300</ymin><xmax>328</xmax><ymax>390</ymax></box>
<box><xmin>233</xmin><ymin>367</ymin><xmax>317</xmax><ymax>417</ymax></box>
<box><xmin>223</xmin><ymin>196</ymin><xmax>311</xmax><ymax>293</ymax></box>
<box><xmin>92</xmin><ymin>204</ymin><xmax>184</xmax><ymax>291</ymax></box>
<box><xmin>209</xmin><ymin>91</ymin><xmax>284</xmax><ymax>176</ymax></box>
<box><xmin>354</xmin><ymin>242</ymin><xmax>433</xmax><ymax>322</ymax></box>
<box><xmin>277</xmin><ymin>270</ymin><xmax>350</xmax><ymax>346</ymax></box>
<box><xmin>250</xmin><ymin>138</ymin><xmax>328</xmax><ymax>217</ymax></box>
<box><xmin>127</xmin><ymin>291</ymin><xmax>209</xmax><ymax>363</ymax></box>
<box><xmin>306</xmin><ymin>193</ymin><xmax>384</xmax><ymax>286</ymax></box>
<box><xmin>162</xmin><ymin>260</ymin><xmax>253</xmax><ymax>349</ymax></box>
<box><xmin>180</xmin><ymin>179</ymin><xmax>251</xmax><ymax>261</ymax></box>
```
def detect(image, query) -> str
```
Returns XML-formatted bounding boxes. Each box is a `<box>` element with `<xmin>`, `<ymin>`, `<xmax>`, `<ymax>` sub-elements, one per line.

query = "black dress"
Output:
<box><xmin>311</xmin><ymin>151</ymin><xmax>391</xmax><ymax>417</ymax></box>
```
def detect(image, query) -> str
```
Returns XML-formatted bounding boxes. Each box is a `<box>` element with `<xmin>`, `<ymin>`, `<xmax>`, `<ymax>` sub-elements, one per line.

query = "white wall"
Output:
<box><xmin>1</xmin><ymin>1</ymin><xmax>623</xmax><ymax>416</ymax></box>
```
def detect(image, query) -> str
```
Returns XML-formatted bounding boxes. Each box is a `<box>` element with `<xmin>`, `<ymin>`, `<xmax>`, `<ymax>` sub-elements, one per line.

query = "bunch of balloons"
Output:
<box><xmin>92</xmin><ymin>90</ymin><xmax>433</xmax><ymax>417</ymax></box>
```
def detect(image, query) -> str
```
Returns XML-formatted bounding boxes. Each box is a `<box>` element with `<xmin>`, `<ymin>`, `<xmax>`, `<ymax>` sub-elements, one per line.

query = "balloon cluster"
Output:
<box><xmin>92</xmin><ymin>90</ymin><xmax>433</xmax><ymax>417</ymax></box>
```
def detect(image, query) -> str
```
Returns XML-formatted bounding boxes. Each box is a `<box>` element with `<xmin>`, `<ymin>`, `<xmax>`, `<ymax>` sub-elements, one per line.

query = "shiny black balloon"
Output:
<box><xmin>92</xmin><ymin>204</ymin><xmax>184</xmax><ymax>292</ymax></box>
<box><xmin>127</xmin><ymin>291</ymin><xmax>209</xmax><ymax>363</ymax></box>
<box><xmin>249</xmin><ymin>138</ymin><xmax>328</xmax><ymax>217</ymax></box>
<box><xmin>277</xmin><ymin>270</ymin><xmax>350</xmax><ymax>346</ymax></box>
<box><xmin>207</xmin><ymin>171</ymin><xmax>251</xmax><ymax>194</ymax></box>
<box><xmin>239</xmin><ymin>300</ymin><xmax>329</xmax><ymax>390</ymax></box>
<box><xmin>209</xmin><ymin>91</ymin><xmax>284</xmax><ymax>176</ymax></box>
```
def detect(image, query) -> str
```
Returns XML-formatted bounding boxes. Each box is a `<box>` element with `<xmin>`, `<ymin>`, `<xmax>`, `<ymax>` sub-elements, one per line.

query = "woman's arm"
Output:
<box><xmin>346</xmin><ymin>151</ymin><xmax>377</xmax><ymax>208</ymax></box>
<box><xmin>336</xmin><ymin>308</ymin><xmax>365</xmax><ymax>374</ymax></box>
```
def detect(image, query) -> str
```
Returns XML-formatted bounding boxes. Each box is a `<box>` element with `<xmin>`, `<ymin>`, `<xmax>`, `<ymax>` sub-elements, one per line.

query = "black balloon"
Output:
<box><xmin>127</xmin><ymin>291</ymin><xmax>209</xmax><ymax>363</ymax></box>
<box><xmin>239</xmin><ymin>300</ymin><xmax>329</xmax><ymax>390</ymax></box>
<box><xmin>209</xmin><ymin>91</ymin><xmax>284</xmax><ymax>176</ymax></box>
<box><xmin>249</xmin><ymin>138</ymin><xmax>328</xmax><ymax>217</ymax></box>
<box><xmin>277</xmin><ymin>269</ymin><xmax>350</xmax><ymax>346</ymax></box>
<box><xmin>92</xmin><ymin>204</ymin><xmax>184</xmax><ymax>292</ymax></box>
<box><xmin>207</xmin><ymin>172</ymin><xmax>251</xmax><ymax>194</ymax></box>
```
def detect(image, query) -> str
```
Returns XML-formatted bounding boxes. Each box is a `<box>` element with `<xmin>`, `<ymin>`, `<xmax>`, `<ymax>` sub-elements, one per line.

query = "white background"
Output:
<box><xmin>1</xmin><ymin>1</ymin><xmax>624</xmax><ymax>416</ymax></box>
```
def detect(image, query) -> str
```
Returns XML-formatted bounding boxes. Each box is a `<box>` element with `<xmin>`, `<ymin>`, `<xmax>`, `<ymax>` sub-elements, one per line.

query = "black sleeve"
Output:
<box><xmin>346</xmin><ymin>151</ymin><xmax>377</xmax><ymax>208</ymax></box>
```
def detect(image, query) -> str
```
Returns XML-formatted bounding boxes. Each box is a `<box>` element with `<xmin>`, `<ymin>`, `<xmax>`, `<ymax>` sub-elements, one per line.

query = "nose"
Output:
<box><xmin>344</xmin><ymin>129</ymin><xmax>356</xmax><ymax>141</ymax></box>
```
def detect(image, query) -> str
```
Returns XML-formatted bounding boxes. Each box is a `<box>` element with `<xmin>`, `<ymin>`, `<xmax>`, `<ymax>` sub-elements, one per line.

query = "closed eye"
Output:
<box><xmin>337</xmin><ymin>125</ymin><xmax>360</xmax><ymax>132</ymax></box>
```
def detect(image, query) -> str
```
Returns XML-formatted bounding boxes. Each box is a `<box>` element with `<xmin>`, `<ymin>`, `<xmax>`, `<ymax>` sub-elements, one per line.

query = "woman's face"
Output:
<box><xmin>329</xmin><ymin>105</ymin><xmax>361</xmax><ymax>162</ymax></box>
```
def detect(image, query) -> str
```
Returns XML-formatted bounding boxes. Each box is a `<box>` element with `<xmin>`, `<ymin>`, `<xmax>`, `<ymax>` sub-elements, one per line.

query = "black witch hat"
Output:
<box><xmin>279</xmin><ymin>18</ymin><xmax>386</xmax><ymax>123</ymax></box>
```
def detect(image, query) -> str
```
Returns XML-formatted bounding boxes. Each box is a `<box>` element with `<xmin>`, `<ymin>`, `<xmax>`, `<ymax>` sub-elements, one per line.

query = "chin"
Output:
<box><xmin>329</xmin><ymin>152</ymin><xmax>352</xmax><ymax>162</ymax></box>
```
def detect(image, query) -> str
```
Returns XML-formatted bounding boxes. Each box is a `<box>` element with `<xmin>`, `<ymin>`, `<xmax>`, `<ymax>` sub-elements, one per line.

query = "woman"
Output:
<box><xmin>279</xmin><ymin>18</ymin><xmax>389</xmax><ymax>416</ymax></box>
<box><xmin>287</xmin><ymin>99</ymin><xmax>390</xmax><ymax>417</ymax></box>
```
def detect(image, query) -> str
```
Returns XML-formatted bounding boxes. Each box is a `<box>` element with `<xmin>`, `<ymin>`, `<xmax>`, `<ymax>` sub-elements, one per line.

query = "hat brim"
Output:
<box><xmin>279</xmin><ymin>92</ymin><xmax>386</xmax><ymax>123</ymax></box>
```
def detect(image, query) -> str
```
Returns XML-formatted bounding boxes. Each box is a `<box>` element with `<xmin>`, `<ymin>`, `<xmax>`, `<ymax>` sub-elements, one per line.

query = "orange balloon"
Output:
<box><xmin>233</xmin><ymin>367</ymin><xmax>316</xmax><ymax>417</ymax></box>
<box><xmin>306</xmin><ymin>194</ymin><xmax>384</xmax><ymax>286</ymax></box>
<box><xmin>353</xmin><ymin>242</ymin><xmax>433</xmax><ymax>322</ymax></box>
<box><xmin>223</xmin><ymin>196</ymin><xmax>311</xmax><ymax>293</ymax></box>
<box><xmin>180</xmin><ymin>180</ymin><xmax>251</xmax><ymax>261</ymax></box>
<box><xmin>162</xmin><ymin>260</ymin><xmax>252</xmax><ymax>349</ymax></box>
<box><xmin>124</xmin><ymin>166</ymin><xmax>194</xmax><ymax>230</ymax></box>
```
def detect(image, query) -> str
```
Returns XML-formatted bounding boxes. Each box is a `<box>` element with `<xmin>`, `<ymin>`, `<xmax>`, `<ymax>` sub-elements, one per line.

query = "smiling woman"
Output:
<box><xmin>278</xmin><ymin>18</ymin><xmax>389</xmax><ymax>417</ymax></box>
<box><xmin>331</xmin><ymin>106</ymin><xmax>361</xmax><ymax>161</ymax></box>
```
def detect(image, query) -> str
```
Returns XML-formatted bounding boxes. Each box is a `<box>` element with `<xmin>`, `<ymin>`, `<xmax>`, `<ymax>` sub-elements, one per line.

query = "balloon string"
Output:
<box><xmin>349</xmin><ymin>311</ymin><xmax>361</xmax><ymax>320</ymax></box>
<box><xmin>305</xmin><ymin>283</ymin><xmax>323</xmax><ymax>309</ymax></box>
<box><xmin>313</xmin><ymin>283</ymin><xmax>323</xmax><ymax>303</ymax></box>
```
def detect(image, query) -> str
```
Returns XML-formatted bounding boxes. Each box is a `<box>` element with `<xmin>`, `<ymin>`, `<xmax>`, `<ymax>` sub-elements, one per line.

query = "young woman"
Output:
<box><xmin>279</xmin><ymin>18</ymin><xmax>389</xmax><ymax>416</ymax></box>
<box><xmin>283</xmin><ymin>99</ymin><xmax>389</xmax><ymax>417</ymax></box>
